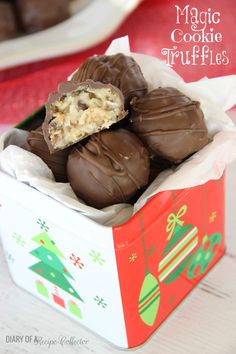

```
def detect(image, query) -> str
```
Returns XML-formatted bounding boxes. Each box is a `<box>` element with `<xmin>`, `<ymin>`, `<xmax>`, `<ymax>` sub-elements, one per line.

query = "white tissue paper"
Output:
<box><xmin>0</xmin><ymin>36</ymin><xmax>236</xmax><ymax>226</ymax></box>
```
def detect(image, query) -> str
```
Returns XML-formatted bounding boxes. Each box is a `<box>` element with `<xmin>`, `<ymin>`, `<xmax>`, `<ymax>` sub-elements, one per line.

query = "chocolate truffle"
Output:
<box><xmin>148</xmin><ymin>154</ymin><xmax>173</xmax><ymax>184</ymax></box>
<box><xmin>130</xmin><ymin>87</ymin><xmax>209</xmax><ymax>162</ymax></box>
<box><xmin>67</xmin><ymin>129</ymin><xmax>150</xmax><ymax>209</ymax></box>
<box><xmin>71</xmin><ymin>53</ymin><xmax>148</xmax><ymax>107</ymax></box>
<box><xmin>0</xmin><ymin>2</ymin><xmax>18</xmax><ymax>41</ymax></box>
<box><xmin>24</xmin><ymin>129</ymin><xmax>70</xmax><ymax>182</ymax></box>
<box><xmin>16</xmin><ymin>0</ymin><xmax>70</xmax><ymax>33</ymax></box>
<box><xmin>43</xmin><ymin>80</ymin><xmax>127</xmax><ymax>153</ymax></box>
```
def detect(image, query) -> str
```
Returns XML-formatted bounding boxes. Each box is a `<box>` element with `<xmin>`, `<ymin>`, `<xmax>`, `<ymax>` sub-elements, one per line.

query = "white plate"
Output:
<box><xmin>0</xmin><ymin>0</ymin><xmax>141</xmax><ymax>70</ymax></box>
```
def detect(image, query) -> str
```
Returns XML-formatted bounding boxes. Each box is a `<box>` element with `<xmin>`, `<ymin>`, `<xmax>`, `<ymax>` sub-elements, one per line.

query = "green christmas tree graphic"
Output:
<box><xmin>29</xmin><ymin>231</ymin><xmax>83</xmax><ymax>302</ymax></box>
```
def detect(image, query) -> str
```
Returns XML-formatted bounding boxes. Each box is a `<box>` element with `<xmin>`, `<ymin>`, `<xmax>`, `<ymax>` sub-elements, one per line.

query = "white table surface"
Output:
<box><xmin>0</xmin><ymin>116</ymin><xmax>236</xmax><ymax>354</ymax></box>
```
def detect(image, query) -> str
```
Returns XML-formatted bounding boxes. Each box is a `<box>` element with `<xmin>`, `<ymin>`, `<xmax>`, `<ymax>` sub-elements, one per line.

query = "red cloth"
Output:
<box><xmin>0</xmin><ymin>0</ymin><xmax>235</xmax><ymax>125</ymax></box>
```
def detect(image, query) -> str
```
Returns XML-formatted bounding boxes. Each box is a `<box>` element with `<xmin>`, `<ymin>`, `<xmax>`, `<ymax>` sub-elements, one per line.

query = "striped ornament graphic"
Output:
<box><xmin>138</xmin><ymin>273</ymin><xmax>160</xmax><ymax>326</ymax></box>
<box><xmin>158</xmin><ymin>224</ymin><xmax>198</xmax><ymax>284</ymax></box>
<box><xmin>137</xmin><ymin>211</ymin><xmax>160</xmax><ymax>327</ymax></box>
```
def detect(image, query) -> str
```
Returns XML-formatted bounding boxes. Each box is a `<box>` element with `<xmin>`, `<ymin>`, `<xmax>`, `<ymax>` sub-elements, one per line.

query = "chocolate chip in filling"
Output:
<box><xmin>43</xmin><ymin>80</ymin><xmax>127</xmax><ymax>153</ymax></box>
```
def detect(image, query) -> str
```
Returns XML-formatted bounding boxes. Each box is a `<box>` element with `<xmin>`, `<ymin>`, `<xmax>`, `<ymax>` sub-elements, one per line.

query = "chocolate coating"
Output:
<box><xmin>24</xmin><ymin>129</ymin><xmax>70</xmax><ymax>182</ymax></box>
<box><xmin>67</xmin><ymin>129</ymin><xmax>150</xmax><ymax>209</ymax></box>
<box><xmin>0</xmin><ymin>2</ymin><xmax>18</xmax><ymax>41</ymax></box>
<box><xmin>148</xmin><ymin>153</ymin><xmax>173</xmax><ymax>184</ymax></box>
<box><xmin>16</xmin><ymin>0</ymin><xmax>70</xmax><ymax>33</ymax></box>
<box><xmin>43</xmin><ymin>80</ymin><xmax>127</xmax><ymax>153</ymax></box>
<box><xmin>130</xmin><ymin>87</ymin><xmax>209</xmax><ymax>162</ymax></box>
<box><xmin>71</xmin><ymin>53</ymin><xmax>148</xmax><ymax>107</ymax></box>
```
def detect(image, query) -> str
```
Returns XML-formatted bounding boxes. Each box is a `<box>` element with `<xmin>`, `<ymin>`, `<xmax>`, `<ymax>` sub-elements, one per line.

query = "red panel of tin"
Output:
<box><xmin>113</xmin><ymin>176</ymin><xmax>225</xmax><ymax>348</ymax></box>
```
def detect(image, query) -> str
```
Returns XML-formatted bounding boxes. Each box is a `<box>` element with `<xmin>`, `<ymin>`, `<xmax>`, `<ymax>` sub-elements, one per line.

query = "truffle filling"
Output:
<box><xmin>48</xmin><ymin>87</ymin><xmax>123</xmax><ymax>149</ymax></box>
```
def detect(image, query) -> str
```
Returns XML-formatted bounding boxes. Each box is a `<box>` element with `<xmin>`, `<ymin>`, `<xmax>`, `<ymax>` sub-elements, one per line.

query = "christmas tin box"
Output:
<box><xmin>0</xmin><ymin>38</ymin><xmax>236</xmax><ymax>348</ymax></box>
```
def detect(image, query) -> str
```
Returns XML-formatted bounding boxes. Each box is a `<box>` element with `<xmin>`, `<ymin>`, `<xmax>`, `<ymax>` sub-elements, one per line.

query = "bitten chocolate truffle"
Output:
<box><xmin>0</xmin><ymin>2</ymin><xmax>18</xmax><ymax>41</ymax></box>
<box><xmin>16</xmin><ymin>0</ymin><xmax>70</xmax><ymax>33</ymax></box>
<box><xmin>130</xmin><ymin>87</ymin><xmax>209</xmax><ymax>162</ymax></box>
<box><xmin>67</xmin><ymin>129</ymin><xmax>150</xmax><ymax>209</ymax></box>
<box><xmin>43</xmin><ymin>80</ymin><xmax>127</xmax><ymax>153</ymax></box>
<box><xmin>71</xmin><ymin>53</ymin><xmax>148</xmax><ymax>107</ymax></box>
<box><xmin>24</xmin><ymin>129</ymin><xmax>70</xmax><ymax>182</ymax></box>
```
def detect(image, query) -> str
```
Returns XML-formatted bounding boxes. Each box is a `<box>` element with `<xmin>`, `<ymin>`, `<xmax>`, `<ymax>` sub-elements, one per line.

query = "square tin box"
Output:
<box><xmin>0</xmin><ymin>110</ymin><xmax>225</xmax><ymax>349</ymax></box>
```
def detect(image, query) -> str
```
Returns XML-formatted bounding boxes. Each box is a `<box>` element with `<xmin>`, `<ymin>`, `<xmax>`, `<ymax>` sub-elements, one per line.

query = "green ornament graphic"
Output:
<box><xmin>138</xmin><ymin>273</ymin><xmax>160</xmax><ymax>326</ymax></box>
<box><xmin>187</xmin><ymin>232</ymin><xmax>222</xmax><ymax>279</ymax></box>
<box><xmin>158</xmin><ymin>223</ymin><xmax>198</xmax><ymax>284</ymax></box>
<box><xmin>137</xmin><ymin>211</ymin><xmax>160</xmax><ymax>327</ymax></box>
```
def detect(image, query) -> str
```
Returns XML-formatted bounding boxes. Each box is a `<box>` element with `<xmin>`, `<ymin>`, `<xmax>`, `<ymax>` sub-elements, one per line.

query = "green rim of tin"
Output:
<box><xmin>16</xmin><ymin>105</ymin><xmax>45</xmax><ymax>128</ymax></box>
